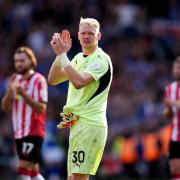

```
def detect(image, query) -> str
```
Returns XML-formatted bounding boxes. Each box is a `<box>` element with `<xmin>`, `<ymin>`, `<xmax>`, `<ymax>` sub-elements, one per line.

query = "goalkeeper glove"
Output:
<box><xmin>57</xmin><ymin>112</ymin><xmax>79</xmax><ymax>129</ymax></box>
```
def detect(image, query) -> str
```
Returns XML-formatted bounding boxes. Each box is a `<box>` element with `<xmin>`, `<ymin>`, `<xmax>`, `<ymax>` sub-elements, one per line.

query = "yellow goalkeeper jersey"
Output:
<box><xmin>64</xmin><ymin>47</ymin><xmax>113</xmax><ymax>127</ymax></box>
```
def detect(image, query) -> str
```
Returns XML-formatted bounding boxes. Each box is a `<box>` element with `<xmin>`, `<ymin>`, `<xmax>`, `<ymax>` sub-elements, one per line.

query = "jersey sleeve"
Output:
<box><xmin>84</xmin><ymin>56</ymin><xmax>109</xmax><ymax>81</ymax></box>
<box><xmin>37</xmin><ymin>77</ymin><xmax>48</xmax><ymax>103</ymax></box>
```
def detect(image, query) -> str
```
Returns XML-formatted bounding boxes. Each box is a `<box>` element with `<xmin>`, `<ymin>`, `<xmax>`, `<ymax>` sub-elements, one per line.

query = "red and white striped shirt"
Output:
<box><xmin>165</xmin><ymin>81</ymin><xmax>180</xmax><ymax>142</ymax></box>
<box><xmin>12</xmin><ymin>72</ymin><xmax>48</xmax><ymax>139</ymax></box>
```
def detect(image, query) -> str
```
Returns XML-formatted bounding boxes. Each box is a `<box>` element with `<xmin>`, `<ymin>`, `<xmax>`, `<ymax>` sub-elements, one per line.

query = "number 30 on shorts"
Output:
<box><xmin>72</xmin><ymin>151</ymin><xmax>85</xmax><ymax>163</ymax></box>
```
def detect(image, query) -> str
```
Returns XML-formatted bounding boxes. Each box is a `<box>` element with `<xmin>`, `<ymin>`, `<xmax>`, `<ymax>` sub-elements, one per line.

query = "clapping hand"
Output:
<box><xmin>14</xmin><ymin>82</ymin><xmax>25</xmax><ymax>96</ymax></box>
<box><xmin>6</xmin><ymin>74</ymin><xmax>17</xmax><ymax>92</ymax></box>
<box><xmin>164</xmin><ymin>98</ymin><xmax>173</xmax><ymax>107</ymax></box>
<box><xmin>50</xmin><ymin>30</ymin><xmax>72</xmax><ymax>55</ymax></box>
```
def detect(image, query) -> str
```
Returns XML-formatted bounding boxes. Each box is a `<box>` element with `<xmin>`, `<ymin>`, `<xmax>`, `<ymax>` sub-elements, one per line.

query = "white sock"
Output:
<box><xmin>20</xmin><ymin>175</ymin><xmax>31</xmax><ymax>180</ymax></box>
<box><xmin>172</xmin><ymin>178</ymin><xmax>180</xmax><ymax>180</ymax></box>
<box><xmin>31</xmin><ymin>174</ymin><xmax>45</xmax><ymax>180</ymax></box>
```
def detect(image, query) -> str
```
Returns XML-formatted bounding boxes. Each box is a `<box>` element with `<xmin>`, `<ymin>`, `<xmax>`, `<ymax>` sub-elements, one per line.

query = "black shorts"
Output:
<box><xmin>16</xmin><ymin>136</ymin><xmax>43</xmax><ymax>163</ymax></box>
<box><xmin>169</xmin><ymin>140</ymin><xmax>180</xmax><ymax>159</ymax></box>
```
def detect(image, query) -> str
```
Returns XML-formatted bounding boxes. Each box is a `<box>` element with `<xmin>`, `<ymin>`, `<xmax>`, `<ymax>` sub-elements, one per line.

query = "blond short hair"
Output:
<box><xmin>79</xmin><ymin>17</ymin><xmax>100</xmax><ymax>33</ymax></box>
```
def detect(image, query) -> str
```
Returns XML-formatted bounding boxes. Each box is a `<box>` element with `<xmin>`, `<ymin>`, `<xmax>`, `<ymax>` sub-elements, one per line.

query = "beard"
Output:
<box><xmin>174</xmin><ymin>75</ymin><xmax>180</xmax><ymax>82</ymax></box>
<box><xmin>16</xmin><ymin>67</ymin><xmax>31</xmax><ymax>75</ymax></box>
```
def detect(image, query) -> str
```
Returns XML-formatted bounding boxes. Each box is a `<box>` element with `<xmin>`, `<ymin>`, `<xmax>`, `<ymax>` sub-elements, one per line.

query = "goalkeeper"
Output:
<box><xmin>48</xmin><ymin>17</ymin><xmax>113</xmax><ymax>180</ymax></box>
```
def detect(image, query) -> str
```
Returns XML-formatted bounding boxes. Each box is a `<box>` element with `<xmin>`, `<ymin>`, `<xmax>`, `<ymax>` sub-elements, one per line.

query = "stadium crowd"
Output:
<box><xmin>0</xmin><ymin>0</ymin><xmax>180</xmax><ymax>179</ymax></box>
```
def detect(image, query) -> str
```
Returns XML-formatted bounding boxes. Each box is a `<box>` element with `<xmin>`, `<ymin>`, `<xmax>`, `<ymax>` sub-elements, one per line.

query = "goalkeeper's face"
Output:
<box><xmin>173</xmin><ymin>62</ymin><xmax>180</xmax><ymax>81</ymax></box>
<box><xmin>78</xmin><ymin>24</ymin><xmax>101</xmax><ymax>49</ymax></box>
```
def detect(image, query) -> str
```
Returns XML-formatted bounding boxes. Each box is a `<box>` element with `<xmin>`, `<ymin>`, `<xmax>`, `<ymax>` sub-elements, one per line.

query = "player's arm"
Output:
<box><xmin>172</xmin><ymin>100</ymin><xmax>180</xmax><ymax>109</ymax></box>
<box><xmin>163</xmin><ymin>98</ymin><xmax>174</xmax><ymax>119</ymax></box>
<box><xmin>48</xmin><ymin>56</ymin><xmax>69</xmax><ymax>85</ymax></box>
<box><xmin>163</xmin><ymin>107</ymin><xmax>173</xmax><ymax>120</ymax></box>
<box><xmin>48</xmin><ymin>31</ymin><xmax>70</xmax><ymax>85</ymax></box>
<box><xmin>1</xmin><ymin>74</ymin><xmax>16</xmax><ymax>111</ymax></box>
<box><xmin>64</xmin><ymin>65</ymin><xmax>94</xmax><ymax>89</ymax></box>
<box><xmin>48</xmin><ymin>56</ymin><xmax>94</xmax><ymax>88</ymax></box>
<box><xmin>22</xmin><ymin>94</ymin><xmax>47</xmax><ymax>113</ymax></box>
<box><xmin>1</xmin><ymin>89</ymin><xmax>13</xmax><ymax>111</ymax></box>
<box><xmin>49</xmin><ymin>31</ymin><xmax>94</xmax><ymax>88</ymax></box>
<box><xmin>15</xmin><ymin>84</ymin><xmax>47</xmax><ymax>113</ymax></box>
<box><xmin>166</xmin><ymin>99</ymin><xmax>180</xmax><ymax>110</ymax></box>
<box><xmin>164</xmin><ymin>98</ymin><xmax>180</xmax><ymax>109</ymax></box>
